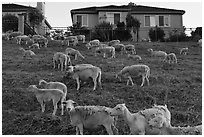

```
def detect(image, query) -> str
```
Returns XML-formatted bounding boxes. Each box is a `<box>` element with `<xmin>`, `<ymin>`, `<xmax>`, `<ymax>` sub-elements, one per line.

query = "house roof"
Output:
<box><xmin>2</xmin><ymin>3</ymin><xmax>35</xmax><ymax>12</ymax></box>
<box><xmin>71</xmin><ymin>4</ymin><xmax>185</xmax><ymax>15</ymax></box>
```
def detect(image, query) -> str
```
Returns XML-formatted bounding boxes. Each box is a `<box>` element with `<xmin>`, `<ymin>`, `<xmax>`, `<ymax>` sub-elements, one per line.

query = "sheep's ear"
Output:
<box><xmin>164</xmin><ymin>104</ymin><xmax>167</xmax><ymax>108</ymax></box>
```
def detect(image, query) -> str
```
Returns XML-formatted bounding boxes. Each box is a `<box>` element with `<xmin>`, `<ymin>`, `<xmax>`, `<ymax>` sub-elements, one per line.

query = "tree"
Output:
<box><xmin>28</xmin><ymin>8</ymin><xmax>44</xmax><ymax>30</ymax></box>
<box><xmin>126</xmin><ymin>13</ymin><xmax>141</xmax><ymax>42</ymax></box>
<box><xmin>149</xmin><ymin>26</ymin><xmax>165</xmax><ymax>42</ymax></box>
<box><xmin>2</xmin><ymin>14</ymin><xmax>18</xmax><ymax>32</ymax></box>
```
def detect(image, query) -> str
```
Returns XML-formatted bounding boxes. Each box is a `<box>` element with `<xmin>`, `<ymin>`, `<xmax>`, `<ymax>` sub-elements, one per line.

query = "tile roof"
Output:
<box><xmin>2</xmin><ymin>3</ymin><xmax>34</xmax><ymax>12</ymax></box>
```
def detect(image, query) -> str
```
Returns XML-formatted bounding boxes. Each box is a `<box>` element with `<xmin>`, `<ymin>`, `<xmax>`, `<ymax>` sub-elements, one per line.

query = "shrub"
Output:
<box><xmin>168</xmin><ymin>32</ymin><xmax>190</xmax><ymax>42</ymax></box>
<box><xmin>113</xmin><ymin>22</ymin><xmax>132</xmax><ymax>41</ymax></box>
<box><xmin>70</xmin><ymin>22</ymin><xmax>90</xmax><ymax>40</ymax></box>
<box><xmin>149</xmin><ymin>26</ymin><xmax>165</xmax><ymax>42</ymax></box>
<box><xmin>2</xmin><ymin>14</ymin><xmax>18</xmax><ymax>33</ymax></box>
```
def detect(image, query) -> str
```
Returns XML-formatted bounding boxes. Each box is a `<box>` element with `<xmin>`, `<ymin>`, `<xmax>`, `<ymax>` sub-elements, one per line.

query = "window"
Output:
<box><xmin>159</xmin><ymin>15</ymin><xmax>169</xmax><ymax>27</ymax></box>
<box><xmin>106</xmin><ymin>12</ymin><xmax>121</xmax><ymax>25</ymax></box>
<box><xmin>145</xmin><ymin>16</ymin><xmax>156</xmax><ymax>27</ymax></box>
<box><xmin>77</xmin><ymin>15</ymin><xmax>82</xmax><ymax>25</ymax></box>
<box><xmin>76</xmin><ymin>15</ymin><xmax>88</xmax><ymax>26</ymax></box>
<box><xmin>114</xmin><ymin>14</ymin><xmax>120</xmax><ymax>25</ymax></box>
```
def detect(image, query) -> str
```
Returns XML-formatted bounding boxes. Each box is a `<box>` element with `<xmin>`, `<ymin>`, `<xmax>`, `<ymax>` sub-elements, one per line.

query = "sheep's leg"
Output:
<box><xmin>104</xmin><ymin>124</ymin><xmax>113</xmax><ymax>135</ymax></box>
<box><xmin>52</xmin><ymin>102</ymin><xmax>58</xmax><ymax>116</ymax></box>
<box><xmin>127</xmin><ymin>79</ymin><xmax>130</xmax><ymax>85</ymax></box>
<box><xmin>75</xmin><ymin>127</ymin><xmax>80</xmax><ymax>135</ymax></box>
<box><xmin>93</xmin><ymin>77</ymin><xmax>97</xmax><ymax>91</ymax></box>
<box><xmin>75</xmin><ymin>54</ymin><xmax>77</xmax><ymax>60</ymax></box>
<box><xmin>40</xmin><ymin>102</ymin><xmax>45</xmax><ymax>113</ymax></box>
<box><xmin>98</xmin><ymin>72</ymin><xmax>102</xmax><ymax>89</ymax></box>
<box><xmin>141</xmin><ymin>75</ymin><xmax>145</xmax><ymax>87</ymax></box>
<box><xmin>145</xmin><ymin>76</ymin><xmax>150</xmax><ymax>86</ymax></box>
<box><xmin>61</xmin><ymin>101</ymin><xmax>64</xmax><ymax>115</ymax></box>
<box><xmin>77</xmin><ymin>124</ymin><xmax>83</xmax><ymax>135</ymax></box>
<box><xmin>128</xmin><ymin>76</ymin><xmax>134</xmax><ymax>86</ymax></box>
<box><xmin>76</xmin><ymin>78</ymin><xmax>80</xmax><ymax>90</ymax></box>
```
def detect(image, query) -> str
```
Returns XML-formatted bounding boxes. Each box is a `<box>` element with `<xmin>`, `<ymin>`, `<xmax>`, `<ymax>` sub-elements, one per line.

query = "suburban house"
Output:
<box><xmin>71</xmin><ymin>4</ymin><xmax>185</xmax><ymax>41</ymax></box>
<box><xmin>2</xmin><ymin>2</ymin><xmax>52</xmax><ymax>35</ymax></box>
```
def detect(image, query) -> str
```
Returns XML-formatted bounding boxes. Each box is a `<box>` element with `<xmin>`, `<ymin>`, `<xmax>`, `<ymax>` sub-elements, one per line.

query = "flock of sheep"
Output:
<box><xmin>3</xmin><ymin>31</ymin><xmax>202</xmax><ymax>135</ymax></box>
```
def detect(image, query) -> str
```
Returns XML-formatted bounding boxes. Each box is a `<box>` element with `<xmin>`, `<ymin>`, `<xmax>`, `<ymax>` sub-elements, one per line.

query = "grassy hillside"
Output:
<box><xmin>2</xmin><ymin>40</ymin><xmax>202</xmax><ymax>135</ymax></box>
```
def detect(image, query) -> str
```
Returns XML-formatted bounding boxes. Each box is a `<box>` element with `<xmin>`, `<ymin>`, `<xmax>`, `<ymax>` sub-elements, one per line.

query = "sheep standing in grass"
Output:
<box><xmin>148</xmin><ymin>114</ymin><xmax>202</xmax><ymax>135</ymax></box>
<box><xmin>95</xmin><ymin>46</ymin><xmax>116</xmax><ymax>58</ymax></box>
<box><xmin>76</xmin><ymin>35</ymin><xmax>85</xmax><ymax>43</ymax></box>
<box><xmin>147</xmin><ymin>48</ymin><xmax>167</xmax><ymax>61</ymax></box>
<box><xmin>165</xmin><ymin>53</ymin><xmax>177</xmax><ymax>64</ymax></box>
<box><xmin>112</xmin><ymin>43</ymin><xmax>126</xmax><ymax>55</ymax></box>
<box><xmin>127</xmin><ymin>54</ymin><xmax>142</xmax><ymax>61</ymax></box>
<box><xmin>124</xmin><ymin>44</ymin><xmax>136</xmax><ymax>54</ymax></box>
<box><xmin>64</xmin><ymin>64</ymin><xmax>102</xmax><ymax>91</ymax></box>
<box><xmin>65</xmin><ymin>47</ymin><xmax>85</xmax><ymax>60</ymax></box>
<box><xmin>108</xmin><ymin>40</ymin><xmax>120</xmax><ymax>46</ymax></box>
<box><xmin>19</xmin><ymin>47</ymin><xmax>36</xmax><ymax>59</ymax></box>
<box><xmin>29</xmin><ymin>43</ymin><xmax>40</xmax><ymax>49</ymax></box>
<box><xmin>63</xmin><ymin>100</ymin><xmax>118</xmax><ymax>135</ymax></box>
<box><xmin>116</xmin><ymin>64</ymin><xmax>150</xmax><ymax>87</ymax></box>
<box><xmin>16</xmin><ymin>35</ymin><xmax>31</xmax><ymax>45</ymax></box>
<box><xmin>53</xmin><ymin>52</ymin><xmax>71</xmax><ymax>71</ymax></box>
<box><xmin>39</xmin><ymin>79</ymin><xmax>68</xmax><ymax>115</ymax></box>
<box><xmin>180</xmin><ymin>47</ymin><xmax>188</xmax><ymax>55</ymax></box>
<box><xmin>28</xmin><ymin>85</ymin><xmax>66</xmax><ymax>116</ymax></box>
<box><xmin>86</xmin><ymin>39</ymin><xmax>100</xmax><ymax>49</ymax></box>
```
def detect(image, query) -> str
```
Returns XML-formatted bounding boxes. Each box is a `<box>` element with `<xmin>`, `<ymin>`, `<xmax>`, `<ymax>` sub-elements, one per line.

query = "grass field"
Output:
<box><xmin>2</xmin><ymin>39</ymin><xmax>202</xmax><ymax>135</ymax></box>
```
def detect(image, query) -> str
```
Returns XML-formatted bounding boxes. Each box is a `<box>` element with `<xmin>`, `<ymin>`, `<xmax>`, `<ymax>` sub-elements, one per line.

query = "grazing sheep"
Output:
<box><xmin>8</xmin><ymin>31</ymin><xmax>23</xmax><ymax>40</ymax></box>
<box><xmin>19</xmin><ymin>47</ymin><xmax>36</xmax><ymax>59</ymax></box>
<box><xmin>127</xmin><ymin>54</ymin><xmax>142</xmax><ymax>61</ymax></box>
<box><xmin>108</xmin><ymin>40</ymin><xmax>120</xmax><ymax>46</ymax></box>
<box><xmin>112</xmin><ymin>43</ymin><xmax>126</xmax><ymax>55</ymax></box>
<box><xmin>53</xmin><ymin>52</ymin><xmax>71</xmax><ymax>71</ymax></box>
<box><xmin>86</xmin><ymin>39</ymin><xmax>100</xmax><ymax>49</ymax></box>
<box><xmin>63</xmin><ymin>100</ymin><xmax>118</xmax><ymax>135</ymax></box>
<box><xmin>148</xmin><ymin>114</ymin><xmax>202</xmax><ymax>135</ymax></box>
<box><xmin>28</xmin><ymin>85</ymin><xmax>66</xmax><ymax>116</ymax></box>
<box><xmin>39</xmin><ymin>79</ymin><xmax>68</xmax><ymax>115</ymax></box>
<box><xmin>29</xmin><ymin>43</ymin><xmax>40</xmax><ymax>49</ymax></box>
<box><xmin>95</xmin><ymin>46</ymin><xmax>116</xmax><ymax>58</ymax></box>
<box><xmin>16</xmin><ymin>35</ymin><xmax>31</xmax><ymax>45</ymax></box>
<box><xmin>165</xmin><ymin>53</ymin><xmax>177</xmax><ymax>64</ymax></box>
<box><xmin>35</xmin><ymin>37</ymin><xmax>49</xmax><ymax>48</ymax></box>
<box><xmin>124</xmin><ymin>44</ymin><xmax>136</xmax><ymax>54</ymax></box>
<box><xmin>2</xmin><ymin>33</ymin><xmax>9</xmax><ymax>41</ymax></box>
<box><xmin>65</xmin><ymin>48</ymin><xmax>85</xmax><ymax>60</ymax></box>
<box><xmin>65</xmin><ymin>64</ymin><xmax>102</xmax><ymax>90</ymax></box>
<box><xmin>116</xmin><ymin>64</ymin><xmax>150</xmax><ymax>87</ymax></box>
<box><xmin>180</xmin><ymin>47</ymin><xmax>188</xmax><ymax>55</ymax></box>
<box><xmin>147</xmin><ymin>48</ymin><xmax>167</xmax><ymax>61</ymax></box>
<box><xmin>64</xmin><ymin>36</ymin><xmax>78</xmax><ymax>46</ymax></box>
<box><xmin>76</xmin><ymin>35</ymin><xmax>85</xmax><ymax>43</ymax></box>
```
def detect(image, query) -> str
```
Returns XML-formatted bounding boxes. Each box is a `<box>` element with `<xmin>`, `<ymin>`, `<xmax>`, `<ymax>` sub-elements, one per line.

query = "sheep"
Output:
<box><xmin>62</xmin><ymin>100</ymin><xmax>118</xmax><ymax>135</ymax></box>
<box><xmin>64</xmin><ymin>64</ymin><xmax>102</xmax><ymax>90</ymax></box>
<box><xmin>8</xmin><ymin>31</ymin><xmax>23</xmax><ymax>40</ymax></box>
<box><xmin>19</xmin><ymin>47</ymin><xmax>36</xmax><ymax>59</ymax></box>
<box><xmin>2</xmin><ymin>33</ymin><xmax>9</xmax><ymax>41</ymax></box>
<box><xmin>198</xmin><ymin>39</ymin><xmax>202</xmax><ymax>47</ymax></box>
<box><xmin>53</xmin><ymin>52</ymin><xmax>71</xmax><ymax>71</ymax></box>
<box><xmin>108</xmin><ymin>40</ymin><xmax>120</xmax><ymax>46</ymax></box>
<box><xmin>65</xmin><ymin>47</ymin><xmax>85</xmax><ymax>60</ymax></box>
<box><xmin>148</xmin><ymin>114</ymin><xmax>202</xmax><ymax>135</ymax></box>
<box><xmin>180</xmin><ymin>47</ymin><xmax>188</xmax><ymax>55</ymax></box>
<box><xmin>86</xmin><ymin>39</ymin><xmax>100</xmax><ymax>49</ymax></box>
<box><xmin>147</xmin><ymin>48</ymin><xmax>167</xmax><ymax>61</ymax></box>
<box><xmin>112</xmin><ymin>43</ymin><xmax>126</xmax><ymax>55</ymax></box>
<box><xmin>39</xmin><ymin>79</ymin><xmax>68</xmax><ymax>115</ymax></box>
<box><xmin>15</xmin><ymin>35</ymin><xmax>32</xmax><ymax>45</ymax></box>
<box><xmin>29</xmin><ymin>43</ymin><xmax>40</xmax><ymax>49</ymax></box>
<box><xmin>76</xmin><ymin>35</ymin><xmax>85</xmax><ymax>43</ymax></box>
<box><xmin>95</xmin><ymin>46</ymin><xmax>116</xmax><ymax>58</ymax></box>
<box><xmin>127</xmin><ymin>54</ymin><xmax>142</xmax><ymax>61</ymax></box>
<box><xmin>165</xmin><ymin>53</ymin><xmax>177</xmax><ymax>64</ymax></box>
<box><xmin>124</xmin><ymin>44</ymin><xmax>136</xmax><ymax>54</ymax></box>
<box><xmin>64</xmin><ymin>36</ymin><xmax>78</xmax><ymax>46</ymax></box>
<box><xmin>116</xmin><ymin>64</ymin><xmax>150</xmax><ymax>87</ymax></box>
<box><xmin>27</xmin><ymin>85</ymin><xmax>66</xmax><ymax>116</ymax></box>
<box><xmin>35</xmin><ymin>37</ymin><xmax>49</xmax><ymax>48</ymax></box>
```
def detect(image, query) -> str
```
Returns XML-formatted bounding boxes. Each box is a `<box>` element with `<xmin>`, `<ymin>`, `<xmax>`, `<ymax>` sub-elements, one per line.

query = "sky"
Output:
<box><xmin>2</xmin><ymin>0</ymin><xmax>203</xmax><ymax>30</ymax></box>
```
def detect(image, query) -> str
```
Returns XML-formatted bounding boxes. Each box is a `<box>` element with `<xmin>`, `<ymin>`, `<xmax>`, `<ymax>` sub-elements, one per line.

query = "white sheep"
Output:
<box><xmin>16</xmin><ymin>35</ymin><xmax>31</xmax><ymax>45</ymax></box>
<box><xmin>116</xmin><ymin>64</ymin><xmax>150</xmax><ymax>87</ymax></box>
<box><xmin>53</xmin><ymin>52</ymin><xmax>71</xmax><ymax>71</ymax></box>
<box><xmin>65</xmin><ymin>47</ymin><xmax>85</xmax><ymax>60</ymax></box>
<box><xmin>28</xmin><ymin>85</ymin><xmax>66</xmax><ymax>116</ymax></box>
<box><xmin>148</xmin><ymin>114</ymin><xmax>202</xmax><ymax>135</ymax></box>
<box><xmin>108</xmin><ymin>40</ymin><xmax>120</xmax><ymax>46</ymax></box>
<box><xmin>112</xmin><ymin>43</ymin><xmax>126</xmax><ymax>55</ymax></box>
<box><xmin>180</xmin><ymin>47</ymin><xmax>188</xmax><ymax>55</ymax></box>
<box><xmin>127</xmin><ymin>54</ymin><xmax>142</xmax><ymax>61</ymax></box>
<box><xmin>147</xmin><ymin>48</ymin><xmax>167</xmax><ymax>61</ymax></box>
<box><xmin>29</xmin><ymin>43</ymin><xmax>40</xmax><ymax>49</ymax></box>
<box><xmin>76</xmin><ymin>35</ymin><xmax>85</xmax><ymax>43</ymax></box>
<box><xmin>19</xmin><ymin>47</ymin><xmax>36</xmax><ymax>59</ymax></box>
<box><xmin>95</xmin><ymin>46</ymin><xmax>116</xmax><ymax>58</ymax></box>
<box><xmin>35</xmin><ymin>37</ymin><xmax>49</xmax><ymax>48</ymax></box>
<box><xmin>64</xmin><ymin>36</ymin><xmax>78</xmax><ymax>46</ymax></box>
<box><xmin>39</xmin><ymin>79</ymin><xmax>68</xmax><ymax>115</ymax></box>
<box><xmin>165</xmin><ymin>53</ymin><xmax>177</xmax><ymax>64</ymax></box>
<box><xmin>64</xmin><ymin>64</ymin><xmax>102</xmax><ymax>91</ymax></box>
<box><xmin>124</xmin><ymin>44</ymin><xmax>136</xmax><ymax>54</ymax></box>
<box><xmin>63</xmin><ymin>100</ymin><xmax>118</xmax><ymax>135</ymax></box>
<box><xmin>86</xmin><ymin>39</ymin><xmax>100</xmax><ymax>49</ymax></box>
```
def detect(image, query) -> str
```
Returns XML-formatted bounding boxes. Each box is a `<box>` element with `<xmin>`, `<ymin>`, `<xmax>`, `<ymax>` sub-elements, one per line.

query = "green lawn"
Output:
<box><xmin>2</xmin><ymin>39</ymin><xmax>202</xmax><ymax>135</ymax></box>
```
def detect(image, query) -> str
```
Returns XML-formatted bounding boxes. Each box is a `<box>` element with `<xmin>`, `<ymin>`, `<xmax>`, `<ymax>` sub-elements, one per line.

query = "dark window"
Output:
<box><xmin>114</xmin><ymin>14</ymin><xmax>120</xmax><ymax>25</ymax></box>
<box><xmin>77</xmin><ymin>15</ymin><xmax>82</xmax><ymax>25</ymax></box>
<box><xmin>159</xmin><ymin>16</ymin><xmax>164</xmax><ymax>26</ymax></box>
<box><xmin>145</xmin><ymin>16</ymin><xmax>150</xmax><ymax>26</ymax></box>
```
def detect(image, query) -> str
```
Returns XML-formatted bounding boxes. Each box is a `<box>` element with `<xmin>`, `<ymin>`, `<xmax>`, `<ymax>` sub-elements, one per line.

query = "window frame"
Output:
<box><xmin>75</xmin><ymin>14</ymin><xmax>88</xmax><ymax>27</ymax></box>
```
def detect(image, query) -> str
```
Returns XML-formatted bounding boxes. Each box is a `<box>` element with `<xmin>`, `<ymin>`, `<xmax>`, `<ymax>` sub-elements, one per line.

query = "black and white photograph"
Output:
<box><xmin>2</xmin><ymin>0</ymin><xmax>202</xmax><ymax>135</ymax></box>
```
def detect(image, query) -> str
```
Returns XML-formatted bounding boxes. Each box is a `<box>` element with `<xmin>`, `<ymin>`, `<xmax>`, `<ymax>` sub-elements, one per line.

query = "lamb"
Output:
<box><xmin>112</xmin><ymin>43</ymin><xmax>126</xmax><ymax>55</ymax></box>
<box><xmin>180</xmin><ymin>47</ymin><xmax>188</xmax><ymax>55</ymax></box>
<box><xmin>76</xmin><ymin>35</ymin><xmax>85</xmax><ymax>43</ymax></box>
<box><xmin>147</xmin><ymin>48</ymin><xmax>167</xmax><ymax>61</ymax></box>
<box><xmin>124</xmin><ymin>44</ymin><xmax>136</xmax><ymax>54</ymax></box>
<box><xmin>19</xmin><ymin>47</ymin><xmax>36</xmax><ymax>59</ymax></box>
<box><xmin>35</xmin><ymin>37</ymin><xmax>49</xmax><ymax>47</ymax></box>
<box><xmin>64</xmin><ymin>64</ymin><xmax>102</xmax><ymax>90</ymax></box>
<box><xmin>65</xmin><ymin>47</ymin><xmax>85</xmax><ymax>60</ymax></box>
<box><xmin>64</xmin><ymin>36</ymin><xmax>78</xmax><ymax>46</ymax></box>
<box><xmin>127</xmin><ymin>54</ymin><xmax>142</xmax><ymax>61</ymax></box>
<box><xmin>16</xmin><ymin>35</ymin><xmax>31</xmax><ymax>45</ymax></box>
<box><xmin>165</xmin><ymin>53</ymin><xmax>177</xmax><ymax>64</ymax></box>
<box><xmin>108</xmin><ymin>40</ymin><xmax>120</xmax><ymax>46</ymax></box>
<box><xmin>29</xmin><ymin>43</ymin><xmax>40</xmax><ymax>49</ymax></box>
<box><xmin>39</xmin><ymin>79</ymin><xmax>68</xmax><ymax>115</ymax></box>
<box><xmin>53</xmin><ymin>52</ymin><xmax>71</xmax><ymax>71</ymax></box>
<box><xmin>2</xmin><ymin>33</ymin><xmax>9</xmax><ymax>41</ymax></box>
<box><xmin>8</xmin><ymin>31</ymin><xmax>23</xmax><ymax>40</ymax></box>
<box><xmin>86</xmin><ymin>39</ymin><xmax>100</xmax><ymax>49</ymax></box>
<box><xmin>62</xmin><ymin>100</ymin><xmax>118</xmax><ymax>135</ymax></box>
<box><xmin>148</xmin><ymin>114</ymin><xmax>202</xmax><ymax>135</ymax></box>
<box><xmin>95</xmin><ymin>46</ymin><xmax>116</xmax><ymax>58</ymax></box>
<box><xmin>27</xmin><ymin>85</ymin><xmax>66</xmax><ymax>116</ymax></box>
<box><xmin>116</xmin><ymin>64</ymin><xmax>150</xmax><ymax>87</ymax></box>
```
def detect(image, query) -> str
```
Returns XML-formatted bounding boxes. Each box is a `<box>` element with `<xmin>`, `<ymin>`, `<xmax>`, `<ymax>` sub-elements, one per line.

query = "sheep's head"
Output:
<box><xmin>85</xmin><ymin>43</ymin><xmax>91</xmax><ymax>49</ymax></box>
<box><xmin>62</xmin><ymin>100</ymin><xmax>77</xmax><ymax>111</ymax></box>
<box><xmin>39</xmin><ymin>79</ymin><xmax>47</xmax><ymax>87</ymax></box>
<box><xmin>115</xmin><ymin>72</ymin><xmax>123</xmax><ymax>81</ymax></box>
<box><xmin>109</xmin><ymin>103</ymin><xmax>126</xmax><ymax>116</ymax></box>
<box><xmin>27</xmin><ymin>85</ymin><xmax>37</xmax><ymax>92</ymax></box>
<box><xmin>147</xmin><ymin>48</ymin><xmax>153</xmax><ymax>52</ymax></box>
<box><xmin>148</xmin><ymin>114</ymin><xmax>166</xmax><ymax>128</ymax></box>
